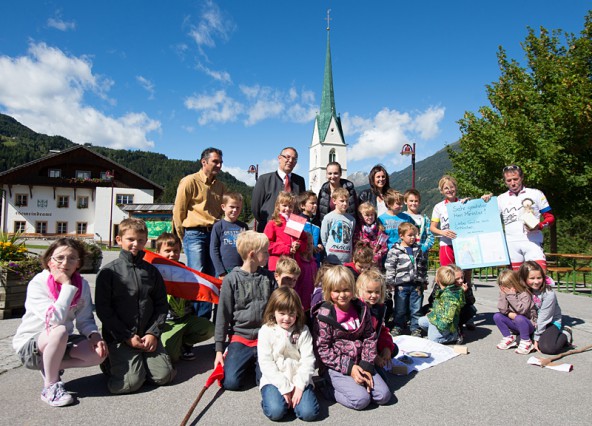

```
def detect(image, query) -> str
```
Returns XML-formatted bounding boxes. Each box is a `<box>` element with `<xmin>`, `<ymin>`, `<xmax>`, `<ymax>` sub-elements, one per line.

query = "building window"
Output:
<box><xmin>76</xmin><ymin>222</ymin><xmax>88</xmax><ymax>234</ymax></box>
<box><xmin>75</xmin><ymin>170</ymin><xmax>91</xmax><ymax>180</ymax></box>
<box><xmin>14</xmin><ymin>221</ymin><xmax>26</xmax><ymax>233</ymax></box>
<box><xmin>100</xmin><ymin>171</ymin><xmax>114</xmax><ymax>181</ymax></box>
<box><xmin>15</xmin><ymin>194</ymin><xmax>28</xmax><ymax>207</ymax></box>
<box><xmin>56</xmin><ymin>222</ymin><xmax>68</xmax><ymax>234</ymax></box>
<box><xmin>329</xmin><ymin>149</ymin><xmax>336</xmax><ymax>163</ymax></box>
<box><xmin>48</xmin><ymin>169</ymin><xmax>61</xmax><ymax>178</ymax></box>
<box><xmin>77</xmin><ymin>196</ymin><xmax>89</xmax><ymax>209</ymax></box>
<box><xmin>116</xmin><ymin>194</ymin><xmax>134</xmax><ymax>205</ymax></box>
<box><xmin>57</xmin><ymin>195</ymin><xmax>69</xmax><ymax>208</ymax></box>
<box><xmin>35</xmin><ymin>221</ymin><xmax>47</xmax><ymax>234</ymax></box>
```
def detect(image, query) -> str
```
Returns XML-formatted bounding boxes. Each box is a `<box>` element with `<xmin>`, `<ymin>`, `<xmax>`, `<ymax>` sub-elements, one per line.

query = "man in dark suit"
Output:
<box><xmin>251</xmin><ymin>147</ymin><xmax>306</xmax><ymax>232</ymax></box>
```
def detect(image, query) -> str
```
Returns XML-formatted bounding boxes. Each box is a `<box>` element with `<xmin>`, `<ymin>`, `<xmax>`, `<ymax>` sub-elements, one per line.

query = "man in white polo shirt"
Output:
<box><xmin>484</xmin><ymin>165</ymin><xmax>554</xmax><ymax>270</ymax></box>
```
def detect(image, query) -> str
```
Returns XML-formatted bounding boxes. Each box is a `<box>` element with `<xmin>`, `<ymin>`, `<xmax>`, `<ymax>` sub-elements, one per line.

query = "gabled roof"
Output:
<box><xmin>0</xmin><ymin>144</ymin><xmax>163</xmax><ymax>197</ymax></box>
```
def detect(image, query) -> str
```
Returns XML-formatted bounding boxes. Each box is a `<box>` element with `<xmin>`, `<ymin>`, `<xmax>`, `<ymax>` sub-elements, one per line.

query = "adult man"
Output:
<box><xmin>173</xmin><ymin>147</ymin><xmax>226</xmax><ymax>318</ymax></box>
<box><xmin>484</xmin><ymin>165</ymin><xmax>554</xmax><ymax>270</ymax></box>
<box><xmin>251</xmin><ymin>147</ymin><xmax>306</xmax><ymax>232</ymax></box>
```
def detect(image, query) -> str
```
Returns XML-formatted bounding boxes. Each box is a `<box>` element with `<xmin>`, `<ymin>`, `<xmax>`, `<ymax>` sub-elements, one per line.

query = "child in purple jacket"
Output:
<box><xmin>312</xmin><ymin>265</ymin><xmax>391</xmax><ymax>410</ymax></box>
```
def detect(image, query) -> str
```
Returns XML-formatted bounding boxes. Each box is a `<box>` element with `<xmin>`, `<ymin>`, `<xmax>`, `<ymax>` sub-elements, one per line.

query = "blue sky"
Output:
<box><xmin>0</xmin><ymin>1</ymin><xmax>589</xmax><ymax>186</ymax></box>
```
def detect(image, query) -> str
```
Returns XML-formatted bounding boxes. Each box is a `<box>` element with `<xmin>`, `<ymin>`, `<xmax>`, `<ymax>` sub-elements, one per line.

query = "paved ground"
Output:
<box><xmin>1</xmin><ymin>248</ymin><xmax>591</xmax><ymax>425</ymax></box>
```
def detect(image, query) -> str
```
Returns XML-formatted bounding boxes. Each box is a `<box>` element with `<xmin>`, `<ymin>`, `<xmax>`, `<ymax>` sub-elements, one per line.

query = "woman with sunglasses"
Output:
<box><xmin>482</xmin><ymin>165</ymin><xmax>554</xmax><ymax>271</ymax></box>
<box><xmin>12</xmin><ymin>238</ymin><xmax>108</xmax><ymax>407</ymax></box>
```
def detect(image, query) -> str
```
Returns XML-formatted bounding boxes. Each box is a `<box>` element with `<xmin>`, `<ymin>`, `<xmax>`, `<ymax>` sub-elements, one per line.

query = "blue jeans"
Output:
<box><xmin>183</xmin><ymin>229</ymin><xmax>214</xmax><ymax>319</ymax></box>
<box><xmin>223</xmin><ymin>342</ymin><xmax>260</xmax><ymax>391</ymax></box>
<box><xmin>394</xmin><ymin>285</ymin><xmax>423</xmax><ymax>332</ymax></box>
<box><xmin>418</xmin><ymin>316</ymin><xmax>457</xmax><ymax>344</ymax></box>
<box><xmin>261</xmin><ymin>384</ymin><xmax>319</xmax><ymax>421</ymax></box>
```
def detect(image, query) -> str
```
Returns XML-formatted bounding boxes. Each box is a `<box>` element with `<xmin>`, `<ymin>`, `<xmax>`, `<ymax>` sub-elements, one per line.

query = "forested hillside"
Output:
<box><xmin>0</xmin><ymin>113</ymin><xmax>254</xmax><ymax>220</ymax></box>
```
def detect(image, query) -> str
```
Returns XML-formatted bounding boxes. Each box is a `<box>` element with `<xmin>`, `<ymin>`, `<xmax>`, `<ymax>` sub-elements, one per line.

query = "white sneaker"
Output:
<box><xmin>496</xmin><ymin>335</ymin><xmax>517</xmax><ymax>350</ymax></box>
<box><xmin>41</xmin><ymin>381</ymin><xmax>74</xmax><ymax>407</ymax></box>
<box><xmin>515</xmin><ymin>340</ymin><xmax>535</xmax><ymax>355</ymax></box>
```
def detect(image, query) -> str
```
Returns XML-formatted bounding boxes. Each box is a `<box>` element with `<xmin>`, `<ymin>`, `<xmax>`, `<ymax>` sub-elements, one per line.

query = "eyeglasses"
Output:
<box><xmin>280</xmin><ymin>154</ymin><xmax>298</xmax><ymax>162</ymax></box>
<box><xmin>51</xmin><ymin>256</ymin><xmax>80</xmax><ymax>264</ymax></box>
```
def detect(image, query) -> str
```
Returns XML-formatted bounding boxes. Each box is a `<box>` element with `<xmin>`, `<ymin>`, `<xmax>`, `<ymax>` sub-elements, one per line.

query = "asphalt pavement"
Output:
<box><xmin>0</xmin><ymin>248</ymin><xmax>591</xmax><ymax>425</ymax></box>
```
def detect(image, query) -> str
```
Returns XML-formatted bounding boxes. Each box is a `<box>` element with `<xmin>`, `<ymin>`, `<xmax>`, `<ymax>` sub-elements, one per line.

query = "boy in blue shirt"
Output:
<box><xmin>378</xmin><ymin>189</ymin><xmax>413</xmax><ymax>249</ymax></box>
<box><xmin>210</xmin><ymin>192</ymin><xmax>248</xmax><ymax>279</ymax></box>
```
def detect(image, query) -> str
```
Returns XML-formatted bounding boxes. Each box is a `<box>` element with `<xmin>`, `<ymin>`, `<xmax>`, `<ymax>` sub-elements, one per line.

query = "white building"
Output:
<box><xmin>0</xmin><ymin>145</ymin><xmax>163</xmax><ymax>244</ymax></box>
<box><xmin>309</xmin><ymin>21</ymin><xmax>347</xmax><ymax>194</ymax></box>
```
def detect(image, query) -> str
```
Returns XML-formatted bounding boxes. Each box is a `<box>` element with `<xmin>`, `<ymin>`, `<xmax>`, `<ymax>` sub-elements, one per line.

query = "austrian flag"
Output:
<box><xmin>143</xmin><ymin>251</ymin><xmax>222</xmax><ymax>304</ymax></box>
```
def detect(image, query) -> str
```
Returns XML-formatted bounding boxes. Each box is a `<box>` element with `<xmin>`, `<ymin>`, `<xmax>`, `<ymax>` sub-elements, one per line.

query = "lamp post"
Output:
<box><xmin>247</xmin><ymin>164</ymin><xmax>259</xmax><ymax>181</ymax></box>
<box><xmin>400</xmin><ymin>143</ymin><xmax>416</xmax><ymax>189</ymax></box>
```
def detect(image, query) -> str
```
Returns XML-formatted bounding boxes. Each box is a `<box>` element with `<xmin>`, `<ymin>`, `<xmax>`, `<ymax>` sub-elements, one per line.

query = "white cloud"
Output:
<box><xmin>345</xmin><ymin>106</ymin><xmax>445</xmax><ymax>163</ymax></box>
<box><xmin>185</xmin><ymin>85</ymin><xmax>317</xmax><ymax>126</ymax></box>
<box><xmin>196</xmin><ymin>63</ymin><xmax>231</xmax><ymax>83</ymax></box>
<box><xmin>0</xmin><ymin>42</ymin><xmax>160</xmax><ymax>149</ymax></box>
<box><xmin>184</xmin><ymin>90</ymin><xmax>243</xmax><ymax>125</ymax></box>
<box><xmin>136</xmin><ymin>75</ymin><xmax>155</xmax><ymax>99</ymax></box>
<box><xmin>47</xmin><ymin>16</ymin><xmax>76</xmax><ymax>31</ymax></box>
<box><xmin>222</xmin><ymin>165</ymin><xmax>256</xmax><ymax>186</ymax></box>
<box><xmin>188</xmin><ymin>0</ymin><xmax>235</xmax><ymax>57</ymax></box>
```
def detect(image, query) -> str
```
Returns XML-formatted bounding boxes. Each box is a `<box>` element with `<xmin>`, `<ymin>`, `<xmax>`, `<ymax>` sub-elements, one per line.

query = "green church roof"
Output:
<box><xmin>317</xmin><ymin>29</ymin><xmax>344</xmax><ymax>143</ymax></box>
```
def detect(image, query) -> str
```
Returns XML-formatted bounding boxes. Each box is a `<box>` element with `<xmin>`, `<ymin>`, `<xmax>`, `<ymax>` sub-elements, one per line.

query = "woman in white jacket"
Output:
<box><xmin>12</xmin><ymin>238</ymin><xmax>108</xmax><ymax>407</ymax></box>
<box><xmin>257</xmin><ymin>287</ymin><xmax>319</xmax><ymax>421</ymax></box>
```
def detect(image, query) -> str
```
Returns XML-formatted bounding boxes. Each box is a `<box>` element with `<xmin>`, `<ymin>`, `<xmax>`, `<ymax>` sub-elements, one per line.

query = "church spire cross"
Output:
<box><xmin>326</xmin><ymin>9</ymin><xmax>332</xmax><ymax>31</ymax></box>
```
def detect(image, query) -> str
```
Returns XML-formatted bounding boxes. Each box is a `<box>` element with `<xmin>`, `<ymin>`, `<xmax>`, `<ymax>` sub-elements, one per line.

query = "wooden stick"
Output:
<box><xmin>180</xmin><ymin>386</ymin><xmax>208</xmax><ymax>426</ymax></box>
<box><xmin>537</xmin><ymin>344</ymin><xmax>592</xmax><ymax>366</ymax></box>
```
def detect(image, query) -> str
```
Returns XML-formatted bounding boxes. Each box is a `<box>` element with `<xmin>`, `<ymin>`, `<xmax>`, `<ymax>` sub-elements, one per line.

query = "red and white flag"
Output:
<box><xmin>143</xmin><ymin>251</ymin><xmax>222</xmax><ymax>304</ymax></box>
<box><xmin>284</xmin><ymin>213</ymin><xmax>306</xmax><ymax>238</ymax></box>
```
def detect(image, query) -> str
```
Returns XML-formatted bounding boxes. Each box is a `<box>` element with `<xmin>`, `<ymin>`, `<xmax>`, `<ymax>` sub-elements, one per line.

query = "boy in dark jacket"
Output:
<box><xmin>384</xmin><ymin>222</ymin><xmax>428</xmax><ymax>337</ymax></box>
<box><xmin>95</xmin><ymin>218</ymin><xmax>175</xmax><ymax>394</ymax></box>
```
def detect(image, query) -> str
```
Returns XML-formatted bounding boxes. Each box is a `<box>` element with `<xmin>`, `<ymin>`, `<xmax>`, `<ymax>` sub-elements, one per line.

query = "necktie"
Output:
<box><xmin>284</xmin><ymin>174</ymin><xmax>291</xmax><ymax>193</ymax></box>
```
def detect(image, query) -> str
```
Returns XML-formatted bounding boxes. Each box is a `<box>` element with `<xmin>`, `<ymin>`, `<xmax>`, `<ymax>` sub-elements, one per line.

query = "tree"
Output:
<box><xmin>449</xmin><ymin>11</ymin><xmax>592</xmax><ymax>251</ymax></box>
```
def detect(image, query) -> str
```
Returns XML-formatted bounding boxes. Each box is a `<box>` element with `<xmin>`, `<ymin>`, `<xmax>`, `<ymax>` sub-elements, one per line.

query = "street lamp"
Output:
<box><xmin>247</xmin><ymin>164</ymin><xmax>259</xmax><ymax>181</ymax></box>
<box><xmin>400</xmin><ymin>143</ymin><xmax>416</xmax><ymax>189</ymax></box>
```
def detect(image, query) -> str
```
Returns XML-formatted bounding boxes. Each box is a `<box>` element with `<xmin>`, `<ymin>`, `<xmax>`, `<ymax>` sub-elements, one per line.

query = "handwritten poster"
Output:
<box><xmin>446</xmin><ymin>197</ymin><xmax>509</xmax><ymax>269</ymax></box>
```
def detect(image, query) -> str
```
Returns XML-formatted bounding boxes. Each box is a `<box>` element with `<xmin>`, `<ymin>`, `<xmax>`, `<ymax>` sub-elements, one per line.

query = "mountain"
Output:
<box><xmin>0</xmin><ymin>113</ymin><xmax>254</xmax><ymax>219</ymax></box>
<box><xmin>355</xmin><ymin>144</ymin><xmax>458</xmax><ymax>214</ymax></box>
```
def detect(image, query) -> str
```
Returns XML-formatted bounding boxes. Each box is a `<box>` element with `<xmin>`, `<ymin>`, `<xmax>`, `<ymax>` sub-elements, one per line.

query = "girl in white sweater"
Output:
<box><xmin>12</xmin><ymin>239</ymin><xmax>108</xmax><ymax>407</ymax></box>
<box><xmin>257</xmin><ymin>287</ymin><xmax>319</xmax><ymax>422</ymax></box>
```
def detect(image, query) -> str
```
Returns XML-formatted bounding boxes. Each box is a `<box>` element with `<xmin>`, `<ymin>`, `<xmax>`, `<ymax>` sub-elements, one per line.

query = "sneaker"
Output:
<box><xmin>562</xmin><ymin>326</ymin><xmax>573</xmax><ymax>345</ymax></box>
<box><xmin>465</xmin><ymin>321</ymin><xmax>476</xmax><ymax>331</ymax></box>
<box><xmin>515</xmin><ymin>340</ymin><xmax>535</xmax><ymax>355</ymax></box>
<box><xmin>180</xmin><ymin>347</ymin><xmax>196</xmax><ymax>361</ymax></box>
<box><xmin>410</xmin><ymin>329</ymin><xmax>423</xmax><ymax>338</ymax></box>
<box><xmin>41</xmin><ymin>381</ymin><xmax>74</xmax><ymax>407</ymax></box>
<box><xmin>390</xmin><ymin>327</ymin><xmax>402</xmax><ymax>337</ymax></box>
<box><xmin>496</xmin><ymin>335</ymin><xmax>517</xmax><ymax>350</ymax></box>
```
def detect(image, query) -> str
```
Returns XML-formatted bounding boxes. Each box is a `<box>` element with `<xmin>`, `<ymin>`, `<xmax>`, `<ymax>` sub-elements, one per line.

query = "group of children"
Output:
<box><xmin>12</xmin><ymin>180</ymin><xmax>572</xmax><ymax>418</ymax></box>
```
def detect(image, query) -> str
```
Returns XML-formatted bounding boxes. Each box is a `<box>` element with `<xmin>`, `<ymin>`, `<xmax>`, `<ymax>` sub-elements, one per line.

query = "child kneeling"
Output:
<box><xmin>312</xmin><ymin>265</ymin><xmax>391</xmax><ymax>410</ymax></box>
<box><xmin>258</xmin><ymin>287</ymin><xmax>319</xmax><ymax>421</ymax></box>
<box><xmin>418</xmin><ymin>266</ymin><xmax>465</xmax><ymax>343</ymax></box>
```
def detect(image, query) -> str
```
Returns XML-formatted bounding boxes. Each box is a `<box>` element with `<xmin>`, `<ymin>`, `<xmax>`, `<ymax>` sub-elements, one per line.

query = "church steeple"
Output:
<box><xmin>318</xmin><ymin>28</ymin><xmax>336</xmax><ymax>143</ymax></box>
<box><xmin>308</xmin><ymin>9</ymin><xmax>347</xmax><ymax>193</ymax></box>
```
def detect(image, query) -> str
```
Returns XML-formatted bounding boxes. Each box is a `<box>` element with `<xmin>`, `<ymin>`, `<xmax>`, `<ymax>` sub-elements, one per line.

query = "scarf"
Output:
<box><xmin>45</xmin><ymin>271</ymin><xmax>82</xmax><ymax>333</ymax></box>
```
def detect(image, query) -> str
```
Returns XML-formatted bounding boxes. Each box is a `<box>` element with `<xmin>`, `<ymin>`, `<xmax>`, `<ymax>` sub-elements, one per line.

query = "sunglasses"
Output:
<box><xmin>503</xmin><ymin>165</ymin><xmax>522</xmax><ymax>173</ymax></box>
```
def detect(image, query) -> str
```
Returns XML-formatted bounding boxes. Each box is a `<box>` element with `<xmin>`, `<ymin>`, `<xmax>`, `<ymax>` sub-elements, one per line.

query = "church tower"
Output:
<box><xmin>309</xmin><ymin>11</ymin><xmax>346</xmax><ymax>194</ymax></box>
